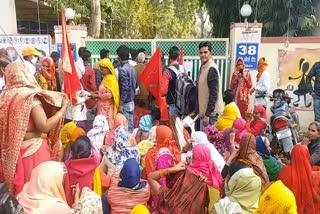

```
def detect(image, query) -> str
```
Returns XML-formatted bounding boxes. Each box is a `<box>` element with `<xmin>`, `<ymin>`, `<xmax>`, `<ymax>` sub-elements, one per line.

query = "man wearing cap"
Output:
<box><xmin>22</xmin><ymin>46</ymin><xmax>40</xmax><ymax>75</ymax></box>
<box><xmin>0</xmin><ymin>49</ymin><xmax>11</xmax><ymax>93</ymax></box>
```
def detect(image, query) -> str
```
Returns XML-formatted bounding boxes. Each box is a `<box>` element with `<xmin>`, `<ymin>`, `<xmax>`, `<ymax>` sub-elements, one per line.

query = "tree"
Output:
<box><xmin>88</xmin><ymin>0</ymin><xmax>101</xmax><ymax>38</ymax></box>
<box><xmin>48</xmin><ymin>0</ymin><xmax>199</xmax><ymax>38</ymax></box>
<box><xmin>201</xmin><ymin>0</ymin><xmax>319</xmax><ymax>37</ymax></box>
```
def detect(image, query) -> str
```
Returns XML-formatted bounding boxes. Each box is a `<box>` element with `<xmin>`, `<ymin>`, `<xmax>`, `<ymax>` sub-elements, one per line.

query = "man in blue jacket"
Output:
<box><xmin>117</xmin><ymin>45</ymin><xmax>138</xmax><ymax>132</ymax></box>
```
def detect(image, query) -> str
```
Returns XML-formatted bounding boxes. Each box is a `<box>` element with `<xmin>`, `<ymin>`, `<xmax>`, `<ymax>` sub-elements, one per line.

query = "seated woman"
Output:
<box><xmin>306</xmin><ymin>121</ymin><xmax>320</xmax><ymax>166</ymax></box>
<box><xmin>215</xmin><ymin>104</ymin><xmax>239</xmax><ymax>132</ymax></box>
<box><xmin>108</xmin><ymin>158</ymin><xmax>150</xmax><ymax>213</ymax></box>
<box><xmin>0</xmin><ymin>62</ymin><xmax>67</xmax><ymax>194</ymax></box>
<box><xmin>254</xmin><ymin>180</ymin><xmax>297</xmax><ymax>214</ymax></box>
<box><xmin>87</xmin><ymin>115</ymin><xmax>109</xmax><ymax>160</ymax></box>
<box><xmin>234</xmin><ymin>133</ymin><xmax>270</xmax><ymax>191</ymax></box>
<box><xmin>17</xmin><ymin>161</ymin><xmax>102</xmax><ymax>214</ymax></box>
<box><xmin>134</xmin><ymin>115</ymin><xmax>153</xmax><ymax>143</ymax></box>
<box><xmin>34</xmin><ymin>57</ymin><xmax>57</xmax><ymax>91</ymax></box>
<box><xmin>131</xmin><ymin>204</ymin><xmax>150</xmax><ymax>214</ymax></box>
<box><xmin>144</xmin><ymin>125</ymin><xmax>181</xmax><ymax>179</ymax></box>
<box><xmin>150</xmin><ymin>148</ymin><xmax>175</xmax><ymax>213</ymax></box>
<box><xmin>105</xmin><ymin>126</ymin><xmax>140</xmax><ymax>171</ymax></box>
<box><xmin>60</xmin><ymin>121</ymin><xmax>77</xmax><ymax>155</ymax></box>
<box><xmin>223</xmin><ymin>118</ymin><xmax>248</xmax><ymax>154</ymax></box>
<box><xmin>133</xmin><ymin>107</ymin><xmax>161</xmax><ymax>141</ymax></box>
<box><xmin>62</xmin><ymin>126</ymin><xmax>86</xmax><ymax>161</ymax></box>
<box><xmin>256</xmin><ymin>136</ymin><xmax>283</xmax><ymax>181</ymax></box>
<box><xmin>278</xmin><ymin>144</ymin><xmax>320</xmax><ymax>213</ymax></box>
<box><xmin>205</xmin><ymin>125</ymin><xmax>225</xmax><ymax>157</ymax></box>
<box><xmin>148</xmin><ymin>162</ymin><xmax>209</xmax><ymax>213</ymax></box>
<box><xmin>64</xmin><ymin>136</ymin><xmax>100</xmax><ymax>206</ymax></box>
<box><xmin>213</xmin><ymin>161</ymin><xmax>261</xmax><ymax>214</ymax></box>
<box><xmin>104</xmin><ymin>113</ymin><xmax>136</xmax><ymax>146</ymax></box>
<box><xmin>189</xmin><ymin>144</ymin><xmax>223</xmax><ymax>211</ymax></box>
<box><xmin>191</xmin><ymin>131</ymin><xmax>225</xmax><ymax>172</ymax></box>
<box><xmin>245</xmin><ymin>105</ymin><xmax>268</xmax><ymax>137</ymax></box>
<box><xmin>136</xmin><ymin>126</ymin><xmax>157</xmax><ymax>169</ymax></box>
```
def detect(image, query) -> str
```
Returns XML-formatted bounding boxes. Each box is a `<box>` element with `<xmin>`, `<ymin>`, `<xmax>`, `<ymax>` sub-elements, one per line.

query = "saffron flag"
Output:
<box><xmin>139</xmin><ymin>48</ymin><xmax>169</xmax><ymax>121</ymax></box>
<box><xmin>179</xmin><ymin>46</ymin><xmax>184</xmax><ymax>65</ymax></box>
<box><xmin>61</xmin><ymin>8</ymin><xmax>81</xmax><ymax>105</ymax></box>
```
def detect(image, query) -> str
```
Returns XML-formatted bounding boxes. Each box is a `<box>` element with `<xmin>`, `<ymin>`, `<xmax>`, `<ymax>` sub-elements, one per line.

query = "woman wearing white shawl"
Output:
<box><xmin>87</xmin><ymin>115</ymin><xmax>109</xmax><ymax>160</ymax></box>
<box><xmin>191</xmin><ymin>131</ymin><xmax>225</xmax><ymax>172</ymax></box>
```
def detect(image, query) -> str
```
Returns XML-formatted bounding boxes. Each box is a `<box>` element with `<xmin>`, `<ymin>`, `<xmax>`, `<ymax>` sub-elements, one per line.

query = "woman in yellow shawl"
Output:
<box><xmin>97</xmin><ymin>58</ymin><xmax>120</xmax><ymax>130</ymax></box>
<box><xmin>215</xmin><ymin>104</ymin><xmax>239</xmax><ymax>131</ymax></box>
<box><xmin>254</xmin><ymin>181</ymin><xmax>297</xmax><ymax>214</ymax></box>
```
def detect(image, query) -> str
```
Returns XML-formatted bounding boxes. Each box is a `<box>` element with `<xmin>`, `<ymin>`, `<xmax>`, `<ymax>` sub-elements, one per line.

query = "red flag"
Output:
<box><xmin>61</xmin><ymin>8</ymin><xmax>81</xmax><ymax>105</ymax></box>
<box><xmin>139</xmin><ymin>48</ymin><xmax>169</xmax><ymax>121</ymax></box>
<box><xmin>179</xmin><ymin>46</ymin><xmax>184</xmax><ymax>65</ymax></box>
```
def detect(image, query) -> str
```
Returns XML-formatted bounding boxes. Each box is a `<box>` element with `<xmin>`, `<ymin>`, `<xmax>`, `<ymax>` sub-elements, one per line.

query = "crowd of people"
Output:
<box><xmin>0</xmin><ymin>41</ymin><xmax>319</xmax><ymax>214</ymax></box>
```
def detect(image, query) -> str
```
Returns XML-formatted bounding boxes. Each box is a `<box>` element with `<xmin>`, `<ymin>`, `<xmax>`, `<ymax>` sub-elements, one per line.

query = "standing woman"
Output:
<box><xmin>97</xmin><ymin>58</ymin><xmax>120</xmax><ymax>130</ymax></box>
<box><xmin>35</xmin><ymin>57</ymin><xmax>57</xmax><ymax>91</ymax></box>
<box><xmin>250</xmin><ymin>57</ymin><xmax>270</xmax><ymax>108</ymax></box>
<box><xmin>230</xmin><ymin>57</ymin><xmax>252</xmax><ymax>118</ymax></box>
<box><xmin>0</xmin><ymin>62</ymin><xmax>67</xmax><ymax>194</ymax></box>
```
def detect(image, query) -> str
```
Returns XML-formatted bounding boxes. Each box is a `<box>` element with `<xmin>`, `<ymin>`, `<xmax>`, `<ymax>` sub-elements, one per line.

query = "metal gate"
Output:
<box><xmin>85</xmin><ymin>38</ymin><xmax>229</xmax><ymax>90</ymax></box>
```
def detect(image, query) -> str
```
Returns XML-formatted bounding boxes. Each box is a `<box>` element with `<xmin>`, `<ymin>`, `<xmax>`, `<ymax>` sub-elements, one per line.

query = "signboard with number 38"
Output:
<box><xmin>236</xmin><ymin>43</ymin><xmax>259</xmax><ymax>70</ymax></box>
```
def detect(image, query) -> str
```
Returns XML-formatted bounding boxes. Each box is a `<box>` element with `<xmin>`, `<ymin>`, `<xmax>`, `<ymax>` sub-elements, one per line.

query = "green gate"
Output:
<box><xmin>85</xmin><ymin>38</ymin><xmax>229</xmax><ymax>91</ymax></box>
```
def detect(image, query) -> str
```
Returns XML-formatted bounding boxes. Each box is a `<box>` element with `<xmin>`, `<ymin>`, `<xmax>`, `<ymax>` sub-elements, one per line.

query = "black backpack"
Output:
<box><xmin>175</xmin><ymin>73</ymin><xmax>197</xmax><ymax>115</ymax></box>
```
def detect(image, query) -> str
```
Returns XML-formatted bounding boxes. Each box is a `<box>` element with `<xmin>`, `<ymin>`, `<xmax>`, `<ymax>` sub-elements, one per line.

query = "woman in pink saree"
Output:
<box><xmin>96</xmin><ymin>58</ymin><xmax>120</xmax><ymax>130</ymax></box>
<box><xmin>230</xmin><ymin>57</ymin><xmax>252</xmax><ymax>118</ymax></box>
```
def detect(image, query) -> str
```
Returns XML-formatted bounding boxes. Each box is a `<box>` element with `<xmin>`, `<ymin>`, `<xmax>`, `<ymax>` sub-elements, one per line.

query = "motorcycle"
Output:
<box><xmin>267</xmin><ymin>88</ymin><xmax>300</xmax><ymax>159</ymax></box>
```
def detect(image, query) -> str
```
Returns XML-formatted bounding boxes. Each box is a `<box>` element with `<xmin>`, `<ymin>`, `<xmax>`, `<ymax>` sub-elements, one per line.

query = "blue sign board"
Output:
<box><xmin>236</xmin><ymin>43</ymin><xmax>259</xmax><ymax>70</ymax></box>
<box><xmin>56</xmin><ymin>43</ymin><xmax>78</xmax><ymax>61</ymax></box>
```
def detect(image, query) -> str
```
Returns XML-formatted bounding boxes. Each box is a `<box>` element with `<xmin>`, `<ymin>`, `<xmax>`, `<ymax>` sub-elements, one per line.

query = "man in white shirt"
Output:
<box><xmin>75</xmin><ymin>47</ymin><xmax>87</xmax><ymax>78</ymax></box>
<box><xmin>22</xmin><ymin>46</ymin><xmax>40</xmax><ymax>75</ymax></box>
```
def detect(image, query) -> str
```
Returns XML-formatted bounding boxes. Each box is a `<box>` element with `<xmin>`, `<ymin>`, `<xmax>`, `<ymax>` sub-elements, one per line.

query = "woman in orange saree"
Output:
<box><xmin>0</xmin><ymin>62</ymin><xmax>67</xmax><ymax>194</ymax></box>
<box><xmin>34</xmin><ymin>57</ymin><xmax>57</xmax><ymax>91</ymax></box>
<box><xmin>230</xmin><ymin>57</ymin><xmax>252</xmax><ymax>118</ymax></box>
<box><xmin>143</xmin><ymin>125</ymin><xmax>181</xmax><ymax>179</ymax></box>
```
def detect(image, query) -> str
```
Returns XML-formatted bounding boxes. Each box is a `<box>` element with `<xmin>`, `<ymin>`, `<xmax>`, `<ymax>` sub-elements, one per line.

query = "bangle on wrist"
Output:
<box><xmin>159</xmin><ymin>169</ymin><xmax>166</xmax><ymax>178</ymax></box>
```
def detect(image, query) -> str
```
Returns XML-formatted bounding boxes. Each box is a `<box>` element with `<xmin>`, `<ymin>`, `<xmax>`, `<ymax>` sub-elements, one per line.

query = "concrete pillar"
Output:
<box><xmin>0</xmin><ymin>0</ymin><xmax>17</xmax><ymax>34</ymax></box>
<box><xmin>229</xmin><ymin>22</ymin><xmax>263</xmax><ymax>80</ymax></box>
<box><xmin>54</xmin><ymin>25</ymin><xmax>87</xmax><ymax>61</ymax></box>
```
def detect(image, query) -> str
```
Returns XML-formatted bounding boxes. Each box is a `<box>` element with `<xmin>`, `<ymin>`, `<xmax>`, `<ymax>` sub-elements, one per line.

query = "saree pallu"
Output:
<box><xmin>158</xmin><ymin>169</ymin><xmax>209</xmax><ymax>214</ymax></box>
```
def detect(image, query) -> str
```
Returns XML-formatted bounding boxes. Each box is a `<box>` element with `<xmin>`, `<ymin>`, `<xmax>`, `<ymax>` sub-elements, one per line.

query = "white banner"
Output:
<box><xmin>0</xmin><ymin>34</ymin><xmax>51</xmax><ymax>61</ymax></box>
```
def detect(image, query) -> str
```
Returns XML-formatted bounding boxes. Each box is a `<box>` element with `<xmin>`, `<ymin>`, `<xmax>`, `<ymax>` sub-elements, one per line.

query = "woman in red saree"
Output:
<box><xmin>0</xmin><ymin>62</ymin><xmax>67</xmax><ymax>194</ymax></box>
<box><xmin>230</xmin><ymin>57</ymin><xmax>252</xmax><ymax>118</ymax></box>
<box><xmin>148</xmin><ymin>154</ymin><xmax>210</xmax><ymax>213</ymax></box>
<box><xmin>64</xmin><ymin>136</ymin><xmax>100</xmax><ymax>206</ymax></box>
<box><xmin>246</xmin><ymin>105</ymin><xmax>268</xmax><ymax>137</ymax></box>
<box><xmin>278</xmin><ymin>144</ymin><xmax>320</xmax><ymax>214</ymax></box>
